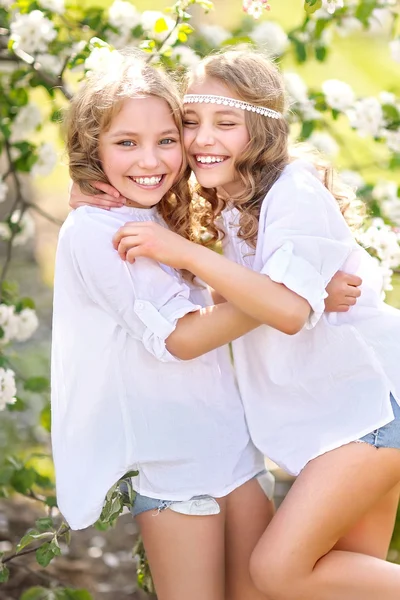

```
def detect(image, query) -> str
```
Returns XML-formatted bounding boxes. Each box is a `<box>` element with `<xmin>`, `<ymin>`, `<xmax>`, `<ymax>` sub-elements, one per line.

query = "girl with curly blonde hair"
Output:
<box><xmin>68</xmin><ymin>50</ymin><xmax>368</xmax><ymax>600</ymax></box>
<box><xmin>103</xmin><ymin>49</ymin><xmax>400</xmax><ymax>600</ymax></box>
<box><xmin>55</xmin><ymin>50</ymin><xmax>283</xmax><ymax>600</ymax></box>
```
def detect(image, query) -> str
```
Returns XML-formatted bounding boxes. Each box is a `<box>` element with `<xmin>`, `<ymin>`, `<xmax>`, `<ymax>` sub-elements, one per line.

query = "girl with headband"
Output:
<box><xmin>110</xmin><ymin>50</ymin><xmax>400</xmax><ymax>599</ymax></box>
<box><xmin>68</xmin><ymin>50</ymin><xmax>374</xmax><ymax>599</ymax></box>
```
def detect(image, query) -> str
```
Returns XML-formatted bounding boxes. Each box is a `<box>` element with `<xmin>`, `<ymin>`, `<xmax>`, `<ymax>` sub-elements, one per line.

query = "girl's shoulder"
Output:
<box><xmin>263</xmin><ymin>159</ymin><xmax>332</xmax><ymax>215</ymax></box>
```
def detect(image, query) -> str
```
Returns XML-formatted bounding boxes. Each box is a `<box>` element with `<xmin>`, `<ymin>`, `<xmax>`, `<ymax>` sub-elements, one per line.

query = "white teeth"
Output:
<box><xmin>196</xmin><ymin>156</ymin><xmax>225</xmax><ymax>164</ymax></box>
<box><xmin>132</xmin><ymin>176</ymin><xmax>162</xmax><ymax>185</ymax></box>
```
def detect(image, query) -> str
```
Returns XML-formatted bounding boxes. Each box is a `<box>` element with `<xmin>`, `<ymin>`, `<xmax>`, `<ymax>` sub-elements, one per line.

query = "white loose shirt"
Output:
<box><xmin>51</xmin><ymin>205</ymin><xmax>263</xmax><ymax>530</ymax></box>
<box><xmin>222</xmin><ymin>160</ymin><xmax>400</xmax><ymax>476</ymax></box>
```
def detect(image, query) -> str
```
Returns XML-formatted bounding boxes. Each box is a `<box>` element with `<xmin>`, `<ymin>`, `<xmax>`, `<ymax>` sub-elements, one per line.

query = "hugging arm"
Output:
<box><xmin>72</xmin><ymin>214</ymin><xmax>260</xmax><ymax>361</ymax></box>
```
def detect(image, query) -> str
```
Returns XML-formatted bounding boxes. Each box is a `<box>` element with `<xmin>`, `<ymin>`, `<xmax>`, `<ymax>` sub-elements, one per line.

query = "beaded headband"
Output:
<box><xmin>183</xmin><ymin>94</ymin><xmax>282</xmax><ymax>119</ymax></box>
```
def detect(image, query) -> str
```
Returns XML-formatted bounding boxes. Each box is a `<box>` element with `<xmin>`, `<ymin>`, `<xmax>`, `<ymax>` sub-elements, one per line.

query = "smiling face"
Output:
<box><xmin>183</xmin><ymin>78</ymin><xmax>251</xmax><ymax>196</ymax></box>
<box><xmin>98</xmin><ymin>96</ymin><xmax>183</xmax><ymax>208</ymax></box>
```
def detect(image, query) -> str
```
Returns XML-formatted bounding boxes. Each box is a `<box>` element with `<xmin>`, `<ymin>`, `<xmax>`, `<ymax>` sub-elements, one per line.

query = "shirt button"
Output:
<box><xmin>136</xmin><ymin>301</ymin><xmax>144</xmax><ymax>310</ymax></box>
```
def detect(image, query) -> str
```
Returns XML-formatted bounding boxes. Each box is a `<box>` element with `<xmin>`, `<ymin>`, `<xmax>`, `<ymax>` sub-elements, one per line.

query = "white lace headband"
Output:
<box><xmin>183</xmin><ymin>94</ymin><xmax>282</xmax><ymax>119</ymax></box>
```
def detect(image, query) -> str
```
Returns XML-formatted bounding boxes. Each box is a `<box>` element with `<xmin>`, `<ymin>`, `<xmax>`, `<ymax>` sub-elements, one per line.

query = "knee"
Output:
<box><xmin>249</xmin><ymin>546</ymin><xmax>292</xmax><ymax>600</ymax></box>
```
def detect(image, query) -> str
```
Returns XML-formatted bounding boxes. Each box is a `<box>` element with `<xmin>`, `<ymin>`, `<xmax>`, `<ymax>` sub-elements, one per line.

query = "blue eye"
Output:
<box><xmin>118</xmin><ymin>140</ymin><xmax>135</xmax><ymax>147</ymax></box>
<box><xmin>159</xmin><ymin>138</ymin><xmax>177</xmax><ymax>145</ymax></box>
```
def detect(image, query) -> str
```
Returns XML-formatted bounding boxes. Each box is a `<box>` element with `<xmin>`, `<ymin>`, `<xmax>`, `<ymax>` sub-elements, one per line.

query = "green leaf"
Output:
<box><xmin>40</xmin><ymin>403</ymin><xmax>51</xmax><ymax>432</ymax></box>
<box><xmin>7</xmin><ymin>396</ymin><xmax>26</xmax><ymax>412</ymax></box>
<box><xmin>0</xmin><ymin>561</ymin><xmax>9</xmax><ymax>583</ymax></box>
<box><xmin>10</xmin><ymin>466</ymin><xmax>37</xmax><ymax>494</ymax></box>
<box><xmin>121</xmin><ymin>470</ymin><xmax>139</xmax><ymax>479</ymax></box>
<box><xmin>300</xmin><ymin>121</ymin><xmax>315</xmax><ymax>139</ymax></box>
<box><xmin>35</xmin><ymin>517</ymin><xmax>54</xmax><ymax>532</ymax></box>
<box><xmin>356</xmin><ymin>0</ymin><xmax>376</xmax><ymax>26</ymax></box>
<box><xmin>389</xmin><ymin>153</ymin><xmax>400</xmax><ymax>170</ymax></box>
<box><xmin>315</xmin><ymin>45</ymin><xmax>327</xmax><ymax>61</ymax></box>
<box><xmin>292</xmin><ymin>39</ymin><xmax>307</xmax><ymax>63</ymax></box>
<box><xmin>35</xmin><ymin>537</ymin><xmax>61</xmax><ymax>568</ymax></box>
<box><xmin>24</xmin><ymin>377</ymin><xmax>50</xmax><ymax>393</ymax></box>
<box><xmin>0</xmin><ymin>466</ymin><xmax>14</xmax><ymax>486</ymax></box>
<box><xmin>17</xmin><ymin>529</ymin><xmax>52</xmax><ymax>552</ymax></box>
<box><xmin>45</xmin><ymin>495</ymin><xmax>58</xmax><ymax>508</ymax></box>
<box><xmin>58</xmin><ymin>590</ymin><xmax>93</xmax><ymax>600</ymax></box>
<box><xmin>304</xmin><ymin>0</ymin><xmax>322</xmax><ymax>14</ymax></box>
<box><xmin>15</xmin><ymin>297</ymin><xmax>35</xmax><ymax>312</ymax></box>
<box><xmin>20</xmin><ymin>586</ymin><xmax>51</xmax><ymax>600</ymax></box>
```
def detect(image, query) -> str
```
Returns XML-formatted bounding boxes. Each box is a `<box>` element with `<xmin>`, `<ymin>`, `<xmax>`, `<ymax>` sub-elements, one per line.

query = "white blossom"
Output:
<box><xmin>379</xmin><ymin>91</ymin><xmax>397</xmax><ymax>106</ymax></box>
<box><xmin>322</xmin><ymin>79</ymin><xmax>355</xmax><ymax>112</ymax></box>
<box><xmin>340</xmin><ymin>170</ymin><xmax>365</xmax><ymax>191</ymax></box>
<box><xmin>322</xmin><ymin>0</ymin><xmax>343</xmax><ymax>15</ymax></box>
<box><xmin>171</xmin><ymin>45</ymin><xmax>200</xmax><ymax>69</ymax></box>
<box><xmin>36</xmin><ymin>53</ymin><xmax>63</xmax><ymax>74</ymax></box>
<box><xmin>199</xmin><ymin>24</ymin><xmax>231</xmax><ymax>47</ymax></box>
<box><xmin>10</xmin><ymin>103</ymin><xmax>42</xmax><ymax>142</ymax></box>
<box><xmin>140</xmin><ymin>11</ymin><xmax>177</xmax><ymax>44</ymax></box>
<box><xmin>1</xmin><ymin>210</ymin><xmax>36</xmax><ymax>247</ymax></box>
<box><xmin>39</xmin><ymin>0</ymin><xmax>65</xmax><ymax>14</ymax></box>
<box><xmin>14</xmin><ymin>308</ymin><xmax>39</xmax><ymax>342</ymax></box>
<box><xmin>372</xmin><ymin>181</ymin><xmax>400</xmax><ymax>227</ymax></box>
<box><xmin>384</xmin><ymin>130</ymin><xmax>400</xmax><ymax>154</ymax></box>
<box><xmin>10</xmin><ymin>10</ymin><xmax>57</xmax><ymax>55</ymax></box>
<box><xmin>0</xmin><ymin>368</ymin><xmax>17</xmax><ymax>411</ymax></box>
<box><xmin>0</xmin><ymin>0</ymin><xmax>15</xmax><ymax>8</ymax></box>
<box><xmin>283</xmin><ymin>72</ymin><xmax>308</xmax><ymax>104</ymax></box>
<box><xmin>360</xmin><ymin>218</ymin><xmax>400</xmax><ymax>269</ymax></box>
<box><xmin>347</xmin><ymin>97</ymin><xmax>384</xmax><ymax>138</ymax></box>
<box><xmin>0</xmin><ymin>177</ymin><xmax>8</xmax><ymax>203</ymax></box>
<box><xmin>372</xmin><ymin>180</ymin><xmax>398</xmax><ymax>203</ymax></box>
<box><xmin>0</xmin><ymin>305</ymin><xmax>19</xmax><ymax>345</ymax></box>
<box><xmin>108</xmin><ymin>0</ymin><xmax>140</xmax><ymax>33</ymax></box>
<box><xmin>368</xmin><ymin>8</ymin><xmax>394</xmax><ymax>34</ymax></box>
<box><xmin>85</xmin><ymin>46</ymin><xmax>124</xmax><ymax>75</ymax></box>
<box><xmin>309</xmin><ymin>131</ymin><xmax>339</xmax><ymax>157</ymax></box>
<box><xmin>390</xmin><ymin>39</ymin><xmax>400</xmax><ymax>64</ymax></box>
<box><xmin>31</xmin><ymin>142</ymin><xmax>58</xmax><ymax>177</ymax></box>
<box><xmin>336</xmin><ymin>17</ymin><xmax>363</xmax><ymax>37</ymax></box>
<box><xmin>251</xmin><ymin>21</ymin><xmax>288</xmax><ymax>56</ymax></box>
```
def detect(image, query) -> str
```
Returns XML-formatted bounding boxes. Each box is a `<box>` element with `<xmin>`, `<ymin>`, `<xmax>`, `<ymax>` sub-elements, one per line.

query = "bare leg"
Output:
<box><xmin>334</xmin><ymin>483</ymin><xmax>400</xmax><ymax>559</ymax></box>
<box><xmin>225</xmin><ymin>478</ymin><xmax>275</xmax><ymax>600</ymax></box>
<box><xmin>250</xmin><ymin>443</ymin><xmax>400</xmax><ymax>600</ymax></box>
<box><xmin>136</xmin><ymin>498</ymin><xmax>226</xmax><ymax>600</ymax></box>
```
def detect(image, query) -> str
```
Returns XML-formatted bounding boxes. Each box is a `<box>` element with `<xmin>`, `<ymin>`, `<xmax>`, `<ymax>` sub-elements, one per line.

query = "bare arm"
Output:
<box><xmin>166</xmin><ymin>301</ymin><xmax>260</xmax><ymax>360</ymax></box>
<box><xmin>181</xmin><ymin>243</ymin><xmax>311</xmax><ymax>335</ymax></box>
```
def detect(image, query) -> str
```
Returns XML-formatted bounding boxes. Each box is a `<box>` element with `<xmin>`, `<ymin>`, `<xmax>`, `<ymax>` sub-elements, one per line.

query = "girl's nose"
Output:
<box><xmin>194</xmin><ymin>125</ymin><xmax>215</xmax><ymax>147</ymax></box>
<box><xmin>137</xmin><ymin>148</ymin><xmax>160</xmax><ymax>170</ymax></box>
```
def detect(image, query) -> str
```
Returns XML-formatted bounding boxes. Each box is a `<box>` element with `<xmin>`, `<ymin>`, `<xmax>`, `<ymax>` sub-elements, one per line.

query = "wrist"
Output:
<box><xmin>181</xmin><ymin>240</ymin><xmax>205</xmax><ymax>271</ymax></box>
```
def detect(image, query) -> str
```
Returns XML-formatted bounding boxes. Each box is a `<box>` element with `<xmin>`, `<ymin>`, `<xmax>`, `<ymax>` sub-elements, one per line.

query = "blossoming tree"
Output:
<box><xmin>0</xmin><ymin>0</ymin><xmax>400</xmax><ymax>596</ymax></box>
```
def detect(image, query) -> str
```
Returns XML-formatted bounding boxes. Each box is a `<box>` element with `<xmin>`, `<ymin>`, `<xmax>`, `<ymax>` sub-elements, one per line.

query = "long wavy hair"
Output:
<box><xmin>183</xmin><ymin>49</ymin><xmax>362</xmax><ymax>249</ymax></box>
<box><xmin>65</xmin><ymin>49</ymin><xmax>196</xmax><ymax>241</ymax></box>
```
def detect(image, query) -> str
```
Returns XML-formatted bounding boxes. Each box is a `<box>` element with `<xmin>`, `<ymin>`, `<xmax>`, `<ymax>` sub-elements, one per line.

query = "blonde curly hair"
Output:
<box><xmin>65</xmin><ymin>49</ymin><xmax>196</xmax><ymax>241</ymax></box>
<box><xmin>183</xmin><ymin>49</ymin><xmax>362</xmax><ymax>249</ymax></box>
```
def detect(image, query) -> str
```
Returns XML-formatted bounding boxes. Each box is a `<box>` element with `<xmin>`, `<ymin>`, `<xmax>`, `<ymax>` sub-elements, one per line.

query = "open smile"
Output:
<box><xmin>193</xmin><ymin>154</ymin><xmax>229</xmax><ymax>168</ymax></box>
<box><xmin>128</xmin><ymin>174</ymin><xmax>166</xmax><ymax>189</ymax></box>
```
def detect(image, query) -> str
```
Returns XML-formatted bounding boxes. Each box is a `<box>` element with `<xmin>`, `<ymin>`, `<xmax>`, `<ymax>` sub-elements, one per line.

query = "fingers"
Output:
<box><xmin>113</xmin><ymin>226</ymin><xmax>139</xmax><ymax>249</ymax></box>
<box><xmin>93</xmin><ymin>181</ymin><xmax>121</xmax><ymax>199</ymax></box>
<box><xmin>336</xmin><ymin>305</ymin><xmax>350</xmax><ymax>313</ymax></box>
<box><xmin>344</xmin><ymin>273</ymin><xmax>362</xmax><ymax>288</ymax></box>
<box><xmin>345</xmin><ymin>286</ymin><xmax>361</xmax><ymax>298</ymax></box>
<box><xmin>117</xmin><ymin>235</ymin><xmax>140</xmax><ymax>259</ymax></box>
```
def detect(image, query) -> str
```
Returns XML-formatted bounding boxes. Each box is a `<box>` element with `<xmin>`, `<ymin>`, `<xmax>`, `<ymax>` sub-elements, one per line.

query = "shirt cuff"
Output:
<box><xmin>261</xmin><ymin>241</ymin><xmax>328</xmax><ymax>329</ymax></box>
<box><xmin>134</xmin><ymin>298</ymin><xmax>201</xmax><ymax>361</ymax></box>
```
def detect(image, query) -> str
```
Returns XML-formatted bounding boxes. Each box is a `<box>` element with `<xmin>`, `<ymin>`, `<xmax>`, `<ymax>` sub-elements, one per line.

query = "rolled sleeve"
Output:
<box><xmin>259</xmin><ymin>163</ymin><xmax>355</xmax><ymax>329</ymax></box>
<box><xmin>71</xmin><ymin>213</ymin><xmax>200</xmax><ymax>361</ymax></box>
<box><xmin>134</xmin><ymin>297</ymin><xmax>200</xmax><ymax>361</ymax></box>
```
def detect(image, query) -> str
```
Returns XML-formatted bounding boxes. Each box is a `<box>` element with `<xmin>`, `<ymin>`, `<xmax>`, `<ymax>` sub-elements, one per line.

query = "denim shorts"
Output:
<box><xmin>358</xmin><ymin>394</ymin><xmax>400</xmax><ymax>449</ymax></box>
<box><xmin>130</xmin><ymin>470</ymin><xmax>275</xmax><ymax>517</ymax></box>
